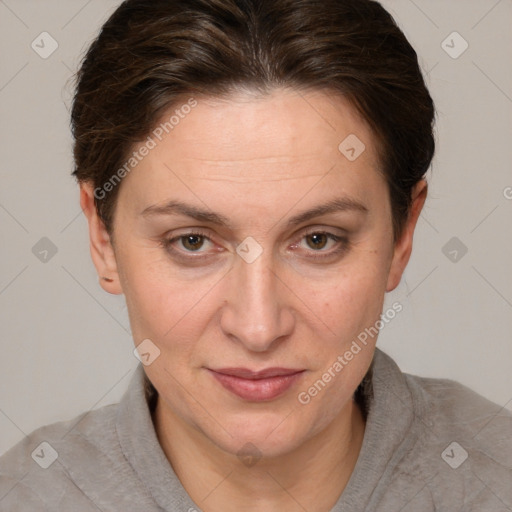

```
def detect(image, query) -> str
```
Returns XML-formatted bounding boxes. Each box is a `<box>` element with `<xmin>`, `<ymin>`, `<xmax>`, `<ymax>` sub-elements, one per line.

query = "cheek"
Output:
<box><xmin>119</xmin><ymin>243</ymin><xmax>202</xmax><ymax>324</ymax></box>
<box><xmin>118</xmin><ymin>248</ymin><xmax>176</xmax><ymax>343</ymax></box>
<box><xmin>304</xmin><ymin>254</ymin><xmax>389</xmax><ymax>342</ymax></box>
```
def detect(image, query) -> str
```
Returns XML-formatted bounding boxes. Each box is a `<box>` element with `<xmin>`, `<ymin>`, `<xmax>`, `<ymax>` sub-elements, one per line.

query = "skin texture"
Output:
<box><xmin>80</xmin><ymin>88</ymin><xmax>427</xmax><ymax>511</ymax></box>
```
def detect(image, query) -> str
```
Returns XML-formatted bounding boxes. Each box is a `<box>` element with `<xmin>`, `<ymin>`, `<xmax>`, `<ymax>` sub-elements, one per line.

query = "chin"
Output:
<box><xmin>206</xmin><ymin>410</ymin><xmax>313</xmax><ymax>461</ymax></box>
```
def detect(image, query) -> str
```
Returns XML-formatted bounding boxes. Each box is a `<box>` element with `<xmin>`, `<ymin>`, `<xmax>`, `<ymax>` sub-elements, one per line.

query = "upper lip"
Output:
<box><xmin>209</xmin><ymin>367</ymin><xmax>305</xmax><ymax>379</ymax></box>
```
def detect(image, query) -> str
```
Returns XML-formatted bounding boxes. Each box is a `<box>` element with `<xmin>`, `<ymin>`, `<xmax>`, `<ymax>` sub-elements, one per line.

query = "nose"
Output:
<box><xmin>219</xmin><ymin>249</ymin><xmax>295</xmax><ymax>352</ymax></box>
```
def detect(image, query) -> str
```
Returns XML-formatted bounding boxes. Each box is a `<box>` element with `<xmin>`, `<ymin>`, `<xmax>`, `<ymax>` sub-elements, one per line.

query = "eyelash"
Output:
<box><xmin>160</xmin><ymin>228</ymin><xmax>350</xmax><ymax>263</ymax></box>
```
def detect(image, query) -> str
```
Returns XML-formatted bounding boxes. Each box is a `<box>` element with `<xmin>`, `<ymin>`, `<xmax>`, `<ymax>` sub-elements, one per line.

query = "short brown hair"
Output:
<box><xmin>71</xmin><ymin>0</ymin><xmax>435</xmax><ymax>243</ymax></box>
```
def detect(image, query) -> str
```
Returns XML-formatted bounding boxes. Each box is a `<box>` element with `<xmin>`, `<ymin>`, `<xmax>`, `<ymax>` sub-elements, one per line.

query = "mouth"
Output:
<box><xmin>206</xmin><ymin>367</ymin><xmax>306</xmax><ymax>401</ymax></box>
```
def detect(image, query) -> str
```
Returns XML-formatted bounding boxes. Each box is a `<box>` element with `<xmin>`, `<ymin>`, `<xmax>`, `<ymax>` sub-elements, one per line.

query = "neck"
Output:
<box><xmin>153</xmin><ymin>397</ymin><xmax>366</xmax><ymax>512</ymax></box>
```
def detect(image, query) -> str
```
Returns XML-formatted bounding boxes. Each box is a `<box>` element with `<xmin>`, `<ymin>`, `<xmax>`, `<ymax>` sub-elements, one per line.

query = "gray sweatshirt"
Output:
<box><xmin>1</xmin><ymin>348</ymin><xmax>511</xmax><ymax>511</ymax></box>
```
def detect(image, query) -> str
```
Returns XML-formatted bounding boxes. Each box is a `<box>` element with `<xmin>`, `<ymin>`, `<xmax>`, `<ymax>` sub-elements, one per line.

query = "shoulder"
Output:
<box><xmin>373</xmin><ymin>348</ymin><xmax>512</xmax><ymax>446</ymax></box>
<box><xmin>369</xmin><ymin>350</ymin><xmax>512</xmax><ymax>509</ymax></box>
<box><xmin>405</xmin><ymin>372</ymin><xmax>512</xmax><ymax>445</ymax></box>
<box><xmin>403</xmin><ymin>372</ymin><xmax>512</xmax><ymax>509</ymax></box>
<box><xmin>0</xmin><ymin>403</ymin><xmax>121</xmax><ymax>510</ymax></box>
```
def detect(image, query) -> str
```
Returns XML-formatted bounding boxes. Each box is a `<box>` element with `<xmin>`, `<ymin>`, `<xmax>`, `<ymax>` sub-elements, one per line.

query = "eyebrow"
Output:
<box><xmin>140</xmin><ymin>196</ymin><xmax>368</xmax><ymax>228</ymax></box>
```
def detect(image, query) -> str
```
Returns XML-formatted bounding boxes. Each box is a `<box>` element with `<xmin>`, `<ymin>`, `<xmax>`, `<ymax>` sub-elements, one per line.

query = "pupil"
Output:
<box><xmin>184</xmin><ymin>235</ymin><xmax>203</xmax><ymax>251</ymax></box>
<box><xmin>308</xmin><ymin>233</ymin><xmax>327</xmax><ymax>250</ymax></box>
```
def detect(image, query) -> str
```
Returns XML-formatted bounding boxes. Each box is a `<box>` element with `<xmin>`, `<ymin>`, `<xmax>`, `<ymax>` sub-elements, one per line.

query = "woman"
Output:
<box><xmin>1</xmin><ymin>0</ymin><xmax>510</xmax><ymax>510</ymax></box>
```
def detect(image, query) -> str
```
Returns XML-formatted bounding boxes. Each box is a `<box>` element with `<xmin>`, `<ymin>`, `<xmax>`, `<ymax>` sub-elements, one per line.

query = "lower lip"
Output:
<box><xmin>208</xmin><ymin>370</ymin><xmax>305</xmax><ymax>401</ymax></box>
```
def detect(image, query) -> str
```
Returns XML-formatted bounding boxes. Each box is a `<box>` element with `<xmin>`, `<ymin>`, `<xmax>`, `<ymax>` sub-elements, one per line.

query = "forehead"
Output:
<box><xmin>168</xmin><ymin>90</ymin><xmax>374</xmax><ymax>164</ymax></box>
<box><xmin>119</xmin><ymin>88</ymin><xmax>386</xmax><ymax>213</ymax></box>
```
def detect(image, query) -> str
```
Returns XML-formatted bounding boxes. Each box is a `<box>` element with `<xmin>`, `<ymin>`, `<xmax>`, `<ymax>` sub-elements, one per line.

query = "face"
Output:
<box><xmin>82</xmin><ymin>88</ymin><xmax>425</xmax><ymax>459</ymax></box>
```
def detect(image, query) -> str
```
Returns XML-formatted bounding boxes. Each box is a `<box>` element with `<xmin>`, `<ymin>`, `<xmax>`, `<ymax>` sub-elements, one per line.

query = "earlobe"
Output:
<box><xmin>79</xmin><ymin>183</ymin><xmax>123</xmax><ymax>295</ymax></box>
<box><xmin>386</xmin><ymin>179</ymin><xmax>428</xmax><ymax>293</ymax></box>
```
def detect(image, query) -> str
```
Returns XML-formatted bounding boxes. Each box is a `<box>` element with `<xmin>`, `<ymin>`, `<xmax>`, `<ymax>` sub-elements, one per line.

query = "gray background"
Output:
<box><xmin>1</xmin><ymin>0</ymin><xmax>511</xmax><ymax>456</ymax></box>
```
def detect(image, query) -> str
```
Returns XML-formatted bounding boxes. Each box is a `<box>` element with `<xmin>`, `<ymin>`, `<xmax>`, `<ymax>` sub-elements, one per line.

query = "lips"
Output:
<box><xmin>211</xmin><ymin>367</ymin><xmax>303</xmax><ymax>379</ymax></box>
<box><xmin>207</xmin><ymin>367</ymin><xmax>305</xmax><ymax>401</ymax></box>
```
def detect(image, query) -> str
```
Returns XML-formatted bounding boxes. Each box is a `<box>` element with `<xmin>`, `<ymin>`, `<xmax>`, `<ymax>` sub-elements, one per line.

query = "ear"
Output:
<box><xmin>386</xmin><ymin>179</ymin><xmax>428</xmax><ymax>292</ymax></box>
<box><xmin>80</xmin><ymin>182</ymin><xmax>123</xmax><ymax>295</ymax></box>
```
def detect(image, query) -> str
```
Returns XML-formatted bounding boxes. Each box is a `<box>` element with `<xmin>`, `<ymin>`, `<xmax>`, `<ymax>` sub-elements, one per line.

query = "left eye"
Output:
<box><xmin>302</xmin><ymin>232</ymin><xmax>336</xmax><ymax>251</ymax></box>
<box><xmin>291</xmin><ymin>231</ymin><xmax>347</xmax><ymax>256</ymax></box>
<box><xmin>179</xmin><ymin>234</ymin><xmax>210</xmax><ymax>252</ymax></box>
